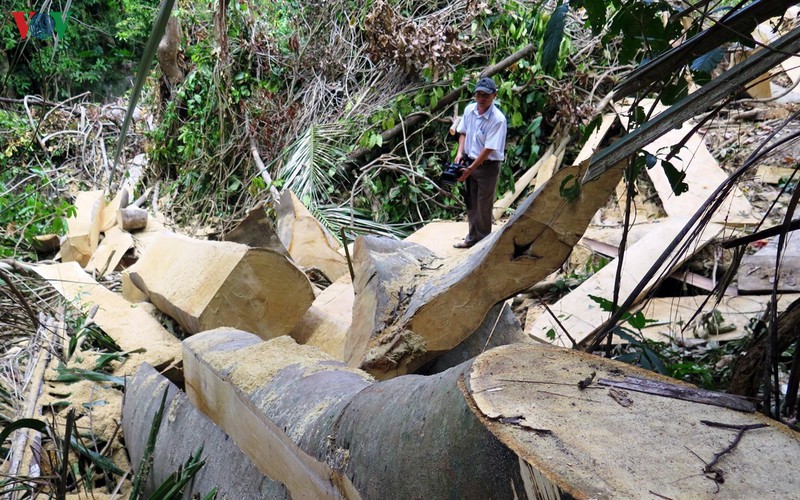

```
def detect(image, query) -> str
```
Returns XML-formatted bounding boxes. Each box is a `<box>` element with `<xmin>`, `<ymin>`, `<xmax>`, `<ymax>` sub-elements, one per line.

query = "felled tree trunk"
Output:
<box><xmin>182</xmin><ymin>329</ymin><xmax>527</xmax><ymax>499</ymax></box>
<box><xmin>128</xmin><ymin>231</ymin><xmax>314</xmax><ymax>339</ymax></box>
<box><xmin>123</xmin><ymin>364</ymin><xmax>290</xmax><ymax>499</ymax></box>
<box><xmin>177</xmin><ymin>328</ymin><xmax>798</xmax><ymax>499</ymax></box>
<box><xmin>348</xmin><ymin>159</ymin><xmax>626</xmax><ymax>378</ymax></box>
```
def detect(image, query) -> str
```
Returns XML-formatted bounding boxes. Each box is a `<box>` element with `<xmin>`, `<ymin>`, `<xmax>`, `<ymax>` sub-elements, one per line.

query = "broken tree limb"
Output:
<box><xmin>728</xmin><ymin>296</ymin><xmax>800</xmax><ymax>397</ymax></box>
<box><xmin>347</xmin><ymin>43</ymin><xmax>536</xmax><ymax>164</ymax></box>
<box><xmin>612</xmin><ymin>1</ymin><xmax>798</xmax><ymax>98</ymax></box>
<box><xmin>128</xmin><ymin>231</ymin><xmax>314</xmax><ymax>339</ymax></box>
<box><xmin>181</xmin><ymin>329</ymin><xmax>799</xmax><ymax>499</ymax></box>
<box><xmin>348</xmin><ymin>158</ymin><xmax>627</xmax><ymax>378</ymax></box>
<box><xmin>277</xmin><ymin>190</ymin><xmax>348</xmax><ymax>282</ymax></box>
<box><xmin>585</xmin><ymin>26</ymin><xmax>800</xmax><ymax>183</ymax></box>
<box><xmin>123</xmin><ymin>363</ymin><xmax>290</xmax><ymax>499</ymax></box>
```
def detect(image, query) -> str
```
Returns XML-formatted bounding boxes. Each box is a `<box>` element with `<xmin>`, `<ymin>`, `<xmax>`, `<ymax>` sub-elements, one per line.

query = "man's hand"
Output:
<box><xmin>454</xmin><ymin>154</ymin><xmax>463</xmax><ymax>165</ymax></box>
<box><xmin>457</xmin><ymin>166</ymin><xmax>472</xmax><ymax>182</ymax></box>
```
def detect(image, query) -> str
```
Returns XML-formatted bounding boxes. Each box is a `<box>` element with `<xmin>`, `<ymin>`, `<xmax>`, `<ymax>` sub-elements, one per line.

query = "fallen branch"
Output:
<box><xmin>347</xmin><ymin>43</ymin><xmax>536</xmax><ymax>165</ymax></box>
<box><xmin>700</xmin><ymin>420</ymin><xmax>768</xmax><ymax>473</ymax></box>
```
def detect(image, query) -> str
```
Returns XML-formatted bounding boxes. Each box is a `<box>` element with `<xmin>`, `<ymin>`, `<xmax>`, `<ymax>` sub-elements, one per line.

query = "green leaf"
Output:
<box><xmin>661</xmin><ymin>160</ymin><xmax>689</xmax><ymax>195</ymax></box>
<box><xmin>588</xmin><ymin>294</ymin><xmax>615</xmax><ymax>313</ymax></box>
<box><xmin>0</xmin><ymin>418</ymin><xmax>48</xmax><ymax>446</ymax></box>
<box><xmin>582</xmin><ymin>115</ymin><xmax>602</xmax><ymax>142</ymax></box>
<box><xmin>511</xmin><ymin>111</ymin><xmax>524</xmax><ymax>127</ymax></box>
<box><xmin>542</xmin><ymin>3</ymin><xmax>569</xmax><ymax>74</ymax></box>
<box><xmin>54</xmin><ymin>367</ymin><xmax>125</xmax><ymax>386</ymax></box>
<box><xmin>558</xmin><ymin>174</ymin><xmax>581</xmax><ymax>202</ymax></box>
<box><xmin>580</xmin><ymin>0</ymin><xmax>607</xmax><ymax>34</ymax></box>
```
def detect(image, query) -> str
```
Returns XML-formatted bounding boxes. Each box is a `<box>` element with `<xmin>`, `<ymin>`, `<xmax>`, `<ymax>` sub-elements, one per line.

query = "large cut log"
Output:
<box><xmin>222</xmin><ymin>206</ymin><xmax>289</xmax><ymax>256</ymax></box>
<box><xmin>128</xmin><ymin>231</ymin><xmax>314</xmax><ymax>339</ymax></box>
<box><xmin>290</xmin><ymin>274</ymin><xmax>354</xmax><ymax>360</ymax></box>
<box><xmin>123</xmin><ymin>364</ymin><xmax>290</xmax><ymax>499</ymax></box>
<box><xmin>418</xmin><ymin>300</ymin><xmax>530</xmax><ymax>374</ymax></box>
<box><xmin>347</xmin><ymin>158</ymin><xmax>626</xmax><ymax>378</ymax></box>
<box><xmin>31</xmin><ymin>262</ymin><xmax>180</xmax><ymax>373</ymax></box>
<box><xmin>277</xmin><ymin>190</ymin><xmax>348</xmax><ymax>282</ymax></box>
<box><xmin>183</xmin><ymin>329</ymin><xmax>799</xmax><ymax>499</ymax></box>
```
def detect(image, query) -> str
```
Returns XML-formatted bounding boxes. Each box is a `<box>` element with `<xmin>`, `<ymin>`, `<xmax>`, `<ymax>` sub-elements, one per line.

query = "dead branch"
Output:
<box><xmin>700</xmin><ymin>420</ymin><xmax>768</xmax><ymax>473</ymax></box>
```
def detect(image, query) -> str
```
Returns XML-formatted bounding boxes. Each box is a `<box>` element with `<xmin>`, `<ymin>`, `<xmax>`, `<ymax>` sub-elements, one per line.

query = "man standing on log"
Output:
<box><xmin>453</xmin><ymin>76</ymin><xmax>507</xmax><ymax>249</ymax></box>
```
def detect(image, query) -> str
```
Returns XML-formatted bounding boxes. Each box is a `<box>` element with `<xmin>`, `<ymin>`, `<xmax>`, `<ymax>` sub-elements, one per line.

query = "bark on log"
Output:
<box><xmin>116</xmin><ymin>206</ymin><xmax>148</xmax><ymax>231</ymax></box>
<box><xmin>182</xmin><ymin>329</ymin><xmax>799</xmax><ymax>499</ymax></box>
<box><xmin>128</xmin><ymin>231</ymin><xmax>314</xmax><ymax>339</ymax></box>
<box><xmin>348</xmin><ymin>158</ymin><xmax>626</xmax><ymax>378</ymax></box>
<box><xmin>183</xmin><ymin>329</ymin><xmax>526</xmax><ymax>499</ymax></box>
<box><xmin>157</xmin><ymin>16</ymin><xmax>183</xmax><ymax>87</ymax></box>
<box><xmin>123</xmin><ymin>364</ymin><xmax>290</xmax><ymax>499</ymax></box>
<box><xmin>728</xmin><ymin>297</ymin><xmax>800</xmax><ymax>397</ymax></box>
<box><xmin>277</xmin><ymin>190</ymin><xmax>348</xmax><ymax>282</ymax></box>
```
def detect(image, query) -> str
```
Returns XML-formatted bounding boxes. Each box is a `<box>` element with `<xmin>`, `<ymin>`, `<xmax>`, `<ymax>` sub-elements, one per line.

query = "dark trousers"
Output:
<box><xmin>464</xmin><ymin>160</ymin><xmax>500</xmax><ymax>245</ymax></box>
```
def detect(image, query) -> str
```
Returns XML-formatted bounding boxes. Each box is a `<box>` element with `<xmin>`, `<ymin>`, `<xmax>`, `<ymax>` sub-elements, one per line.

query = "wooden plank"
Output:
<box><xmin>528</xmin><ymin>218</ymin><xmax>723</xmax><ymax>345</ymax></box>
<box><xmin>597</xmin><ymin>376</ymin><xmax>754</xmax><ymax>411</ymax></box>
<box><xmin>31</xmin><ymin>262</ymin><xmax>180</xmax><ymax>373</ymax></box>
<box><xmin>532</xmin><ymin>153</ymin><xmax>558</xmax><ymax>192</ymax></box>
<box><xmin>615</xmin><ymin>101</ymin><xmax>758</xmax><ymax>225</ymax></box>
<box><xmin>638</xmin><ymin>293</ymin><xmax>800</xmax><ymax>344</ymax></box>
<box><xmin>492</xmin><ymin>144</ymin><xmax>553</xmax><ymax>220</ymax></box>
<box><xmin>645</xmin><ymin>123</ymin><xmax>758</xmax><ymax>225</ymax></box>
<box><xmin>737</xmin><ymin>254</ymin><xmax>800</xmax><ymax>293</ymax></box>
<box><xmin>573</xmin><ymin>114</ymin><xmax>618</xmax><ymax>165</ymax></box>
<box><xmin>84</xmin><ymin>226</ymin><xmax>133</xmax><ymax>277</ymax></box>
<box><xmin>62</xmin><ymin>190</ymin><xmax>105</xmax><ymax>267</ymax></box>
<box><xmin>582</xmin><ymin>233</ymin><xmax>738</xmax><ymax>295</ymax></box>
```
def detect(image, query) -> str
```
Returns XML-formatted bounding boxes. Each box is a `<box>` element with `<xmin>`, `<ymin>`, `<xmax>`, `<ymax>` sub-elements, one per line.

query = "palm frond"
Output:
<box><xmin>279</xmin><ymin>122</ymin><xmax>353</xmax><ymax>205</ymax></box>
<box><xmin>311</xmin><ymin>204</ymin><xmax>414</xmax><ymax>243</ymax></box>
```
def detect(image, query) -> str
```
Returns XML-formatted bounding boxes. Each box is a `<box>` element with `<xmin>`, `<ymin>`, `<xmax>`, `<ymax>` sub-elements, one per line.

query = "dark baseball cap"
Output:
<box><xmin>474</xmin><ymin>77</ymin><xmax>497</xmax><ymax>94</ymax></box>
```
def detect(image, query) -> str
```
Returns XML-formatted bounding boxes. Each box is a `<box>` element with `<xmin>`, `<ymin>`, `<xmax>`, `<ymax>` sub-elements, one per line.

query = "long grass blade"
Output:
<box><xmin>108</xmin><ymin>0</ymin><xmax>177</xmax><ymax>191</ymax></box>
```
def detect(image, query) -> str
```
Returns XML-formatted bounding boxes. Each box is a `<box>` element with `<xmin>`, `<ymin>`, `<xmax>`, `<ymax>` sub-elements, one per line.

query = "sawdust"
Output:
<box><xmin>203</xmin><ymin>335</ymin><xmax>370</xmax><ymax>395</ymax></box>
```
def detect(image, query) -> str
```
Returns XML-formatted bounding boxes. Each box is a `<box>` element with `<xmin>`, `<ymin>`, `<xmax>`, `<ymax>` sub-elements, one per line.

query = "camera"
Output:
<box><xmin>441</xmin><ymin>162</ymin><xmax>465</xmax><ymax>186</ymax></box>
